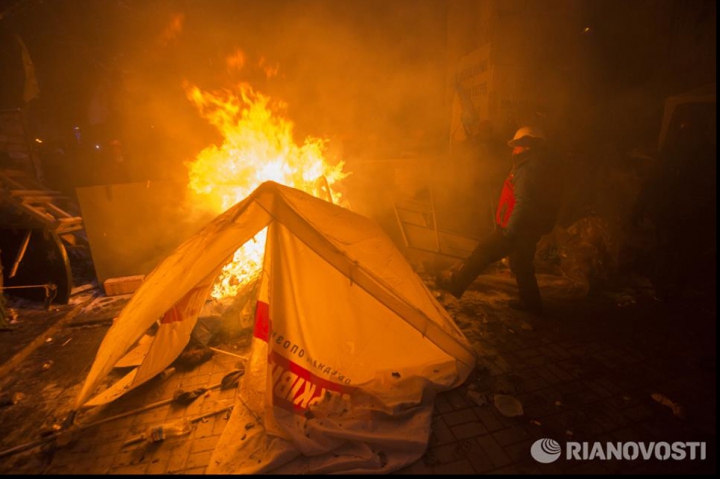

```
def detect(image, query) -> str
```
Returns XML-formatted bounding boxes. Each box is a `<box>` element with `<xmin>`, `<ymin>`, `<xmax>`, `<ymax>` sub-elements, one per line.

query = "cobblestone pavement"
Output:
<box><xmin>0</xmin><ymin>272</ymin><xmax>715</xmax><ymax>474</ymax></box>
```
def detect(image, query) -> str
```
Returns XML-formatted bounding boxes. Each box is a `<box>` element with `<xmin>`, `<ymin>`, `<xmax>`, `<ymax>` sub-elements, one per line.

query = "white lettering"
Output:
<box><xmin>567</xmin><ymin>442</ymin><xmax>581</xmax><ymax>460</ymax></box>
<box><xmin>623</xmin><ymin>443</ymin><xmax>639</xmax><ymax>460</ymax></box>
<box><xmin>655</xmin><ymin>442</ymin><xmax>671</xmax><ymax>460</ymax></box>
<box><xmin>671</xmin><ymin>442</ymin><xmax>686</xmax><ymax>460</ymax></box>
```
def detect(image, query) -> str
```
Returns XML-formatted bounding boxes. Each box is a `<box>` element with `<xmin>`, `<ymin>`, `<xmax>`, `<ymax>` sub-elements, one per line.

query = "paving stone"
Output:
<box><xmin>185</xmin><ymin>450</ymin><xmax>213</xmax><ymax>469</ymax></box>
<box><xmin>90</xmin><ymin>454</ymin><xmax>116</xmax><ymax>474</ymax></box>
<box><xmin>455</xmin><ymin>438</ymin><xmax>494</xmax><ymax>473</ymax></box>
<box><xmin>473</xmin><ymin>406</ymin><xmax>507</xmax><ymax>432</ymax></box>
<box><xmin>621</xmin><ymin>404</ymin><xmax>655</xmax><ymax>422</ymax></box>
<box><xmin>146</xmin><ymin>456</ymin><xmax>170</xmax><ymax>475</ymax></box>
<box><xmin>424</xmin><ymin>443</ymin><xmax>464</xmax><ymax>466</ymax></box>
<box><xmin>182</xmin><ymin>466</ymin><xmax>208</xmax><ymax>474</ymax></box>
<box><xmin>442</xmin><ymin>408</ymin><xmax>478</xmax><ymax>427</ymax></box>
<box><xmin>476</xmin><ymin>435</ymin><xmax>512</xmax><ymax>468</ymax></box>
<box><xmin>493</xmin><ymin>426</ymin><xmax>533</xmax><ymax>447</ymax></box>
<box><xmin>523</xmin><ymin>355</ymin><xmax>550</xmax><ymax>367</ymax></box>
<box><xmin>190</xmin><ymin>434</ymin><xmax>220</xmax><ymax>454</ymax></box>
<box><xmin>210</xmin><ymin>371</ymin><xmax>228</xmax><ymax>385</ymax></box>
<box><xmin>395</xmin><ymin>459</ymin><xmax>434</xmax><ymax>474</ymax></box>
<box><xmin>444</xmin><ymin>389</ymin><xmax>470</xmax><ymax>410</ymax></box>
<box><xmin>429</xmin><ymin>417</ymin><xmax>455</xmax><ymax>446</ymax></box>
<box><xmin>213</xmin><ymin>415</ymin><xmax>231</xmax><ymax>436</ymax></box>
<box><xmin>193</xmin><ymin>415</ymin><xmax>218</xmax><ymax>439</ymax></box>
<box><xmin>490</xmin><ymin>464</ymin><xmax>521</xmax><ymax>474</ymax></box>
<box><xmin>566</xmin><ymin>461</ymin><xmax>609</xmax><ymax>474</ymax></box>
<box><xmin>91</xmin><ymin>440</ymin><xmax>125</xmax><ymax>459</ymax></box>
<box><xmin>450</xmin><ymin>421</ymin><xmax>488</xmax><ymax>440</ymax></box>
<box><xmin>532</xmin><ymin>366</ymin><xmax>564</xmax><ymax>386</ymax></box>
<box><xmin>109</xmin><ymin>445</ymin><xmax>147</xmax><ymax>469</ymax></box>
<box><xmin>43</xmin><ymin>462</ymin><xmax>75</xmax><ymax>474</ymax></box>
<box><xmin>502</xmin><ymin>439</ymin><xmax>536</xmax><ymax>465</ymax></box>
<box><xmin>165</xmin><ymin>437</ymin><xmax>193</xmax><ymax>473</ymax></box>
<box><xmin>433</xmin><ymin>459</ymin><xmax>476</xmax><ymax>475</ymax></box>
<box><xmin>433</xmin><ymin>394</ymin><xmax>454</xmax><ymax>414</ymax></box>
<box><xmin>132</xmin><ymin>406</ymin><xmax>170</xmax><ymax>427</ymax></box>
<box><xmin>515</xmin><ymin>348</ymin><xmax>542</xmax><ymax>360</ymax></box>
<box><xmin>611</xmin><ymin>426</ymin><xmax>645</xmax><ymax>443</ymax></box>
<box><xmin>108</xmin><ymin>462</ymin><xmax>149</xmax><ymax>474</ymax></box>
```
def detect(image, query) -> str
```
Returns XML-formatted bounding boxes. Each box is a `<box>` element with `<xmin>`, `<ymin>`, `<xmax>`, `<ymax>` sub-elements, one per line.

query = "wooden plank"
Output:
<box><xmin>17</xmin><ymin>203</ymin><xmax>56</xmax><ymax>225</ymax></box>
<box><xmin>0</xmin><ymin>175</ymin><xmax>26</xmax><ymax>190</ymax></box>
<box><xmin>10</xmin><ymin>189</ymin><xmax>62</xmax><ymax>197</ymax></box>
<box><xmin>56</xmin><ymin>225</ymin><xmax>84</xmax><ymax>234</ymax></box>
<box><xmin>43</xmin><ymin>202</ymin><xmax>74</xmax><ymax>218</ymax></box>
<box><xmin>58</xmin><ymin>217</ymin><xmax>83</xmax><ymax>225</ymax></box>
<box><xmin>21</xmin><ymin>196</ymin><xmax>61</xmax><ymax>204</ymax></box>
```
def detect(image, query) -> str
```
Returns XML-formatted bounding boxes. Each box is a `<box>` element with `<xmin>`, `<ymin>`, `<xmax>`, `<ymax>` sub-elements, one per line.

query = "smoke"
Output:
<box><xmin>105</xmin><ymin>0</ymin><xmax>450</xmax><ymax>172</ymax></box>
<box><xmin>7</xmin><ymin>0</ymin><xmax>715</xmax><ymax>257</ymax></box>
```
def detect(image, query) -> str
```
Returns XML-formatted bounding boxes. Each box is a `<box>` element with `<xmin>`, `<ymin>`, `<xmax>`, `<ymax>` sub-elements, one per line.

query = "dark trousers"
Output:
<box><xmin>453</xmin><ymin>229</ymin><xmax>542</xmax><ymax>308</ymax></box>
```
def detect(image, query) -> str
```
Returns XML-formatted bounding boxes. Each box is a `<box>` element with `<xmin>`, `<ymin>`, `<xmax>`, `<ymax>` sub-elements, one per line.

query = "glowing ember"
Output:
<box><xmin>185</xmin><ymin>78</ymin><xmax>346</xmax><ymax>299</ymax></box>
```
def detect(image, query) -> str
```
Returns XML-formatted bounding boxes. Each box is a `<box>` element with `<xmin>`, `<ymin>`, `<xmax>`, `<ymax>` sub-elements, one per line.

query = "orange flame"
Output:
<box><xmin>185</xmin><ymin>81</ymin><xmax>346</xmax><ymax>298</ymax></box>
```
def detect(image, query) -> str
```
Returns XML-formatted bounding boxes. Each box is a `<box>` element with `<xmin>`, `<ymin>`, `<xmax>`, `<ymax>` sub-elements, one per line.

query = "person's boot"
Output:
<box><xmin>508</xmin><ymin>299</ymin><xmax>543</xmax><ymax>317</ymax></box>
<box><xmin>435</xmin><ymin>269</ymin><xmax>465</xmax><ymax>299</ymax></box>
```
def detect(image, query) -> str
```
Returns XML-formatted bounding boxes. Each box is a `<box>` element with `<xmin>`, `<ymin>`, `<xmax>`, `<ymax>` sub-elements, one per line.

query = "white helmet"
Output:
<box><xmin>508</xmin><ymin>126</ymin><xmax>546</xmax><ymax>147</ymax></box>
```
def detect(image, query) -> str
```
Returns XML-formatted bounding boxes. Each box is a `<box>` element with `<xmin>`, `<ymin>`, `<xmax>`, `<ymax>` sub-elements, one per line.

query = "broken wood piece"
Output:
<box><xmin>103</xmin><ymin>275</ymin><xmax>145</xmax><ymax>296</ymax></box>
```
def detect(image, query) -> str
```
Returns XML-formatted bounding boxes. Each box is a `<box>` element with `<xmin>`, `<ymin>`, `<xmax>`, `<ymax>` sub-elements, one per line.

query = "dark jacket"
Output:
<box><xmin>495</xmin><ymin>146</ymin><xmax>561</xmax><ymax>239</ymax></box>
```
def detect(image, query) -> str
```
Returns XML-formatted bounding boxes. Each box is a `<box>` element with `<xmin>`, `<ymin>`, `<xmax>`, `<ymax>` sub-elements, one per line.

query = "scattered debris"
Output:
<box><xmin>530</xmin><ymin>419</ymin><xmax>542</xmax><ymax>426</ymax></box>
<box><xmin>123</xmin><ymin>418</ymin><xmax>191</xmax><ymax>446</ymax></box>
<box><xmin>466</xmin><ymin>390</ymin><xmax>488</xmax><ymax>407</ymax></box>
<box><xmin>391</xmin><ymin>371</ymin><xmax>401</xmax><ymax>379</ymax></box>
<box><xmin>175</xmin><ymin>347</ymin><xmax>214</xmax><ymax>370</ymax></box>
<box><xmin>565</xmin><ymin>430</ymin><xmax>574</xmax><ymax>437</ymax></box>
<box><xmin>103</xmin><ymin>275</ymin><xmax>145</xmax><ymax>297</ymax></box>
<box><xmin>0</xmin><ymin>394</ymin><xmax>12</xmax><ymax>408</ymax></box>
<box><xmin>605</xmin><ymin>291</ymin><xmax>637</xmax><ymax>308</ymax></box>
<box><xmin>209</xmin><ymin>347</ymin><xmax>245</xmax><ymax>360</ymax></box>
<box><xmin>12</xmin><ymin>392</ymin><xmax>25</xmax><ymax>404</ymax></box>
<box><xmin>41</xmin><ymin>360</ymin><xmax>54</xmax><ymax>371</ymax></box>
<box><xmin>159</xmin><ymin>367</ymin><xmax>176</xmax><ymax>380</ymax></box>
<box><xmin>493</xmin><ymin>394</ymin><xmax>524</xmax><ymax>417</ymax></box>
<box><xmin>651</xmin><ymin>393</ymin><xmax>686</xmax><ymax>419</ymax></box>
<box><xmin>555</xmin><ymin>400</ymin><xmax>563</xmax><ymax>407</ymax></box>
<box><xmin>220</xmin><ymin>369</ymin><xmax>245</xmax><ymax>390</ymax></box>
<box><xmin>173</xmin><ymin>388</ymin><xmax>208</xmax><ymax>405</ymax></box>
<box><xmin>61</xmin><ymin>338</ymin><xmax>72</xmax><ymax>347</ymax></box>
<box><xmin>54</xmin><ymin>425</ymin><xmax>79</xmax><ymax>447</ymax></box>
<box><xmin>70</xmin><ymin>284</ymin><xmax>97</xmax><ymax>296</ymax></box>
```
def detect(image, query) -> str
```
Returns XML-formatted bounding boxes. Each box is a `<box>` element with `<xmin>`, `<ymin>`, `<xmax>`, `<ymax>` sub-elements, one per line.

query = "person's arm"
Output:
<box><xmin>504</xmin><ymin>162</ymin><xmax>536</xmax><ymax>239</ymax></box>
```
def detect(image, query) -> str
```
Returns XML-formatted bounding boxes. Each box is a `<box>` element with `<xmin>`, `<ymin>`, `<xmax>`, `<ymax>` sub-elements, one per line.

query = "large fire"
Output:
<box><xmin>185</xmin><ymin>78</ymin><xmax>346</xmax><ymax>299</ymax></box>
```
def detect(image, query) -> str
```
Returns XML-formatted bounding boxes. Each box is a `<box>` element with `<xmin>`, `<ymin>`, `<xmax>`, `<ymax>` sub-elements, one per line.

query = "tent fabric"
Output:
<box><xmin>75</xmin><ymin>181</ymin><xmax>475</xmax><ymax>473</ymax></box>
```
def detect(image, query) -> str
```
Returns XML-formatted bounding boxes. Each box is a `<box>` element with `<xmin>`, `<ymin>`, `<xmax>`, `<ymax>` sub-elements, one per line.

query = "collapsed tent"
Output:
<box><xmin>75</xmin><ymin>181</ymin><xmax>476</xmax><ymax>473</ymax></box>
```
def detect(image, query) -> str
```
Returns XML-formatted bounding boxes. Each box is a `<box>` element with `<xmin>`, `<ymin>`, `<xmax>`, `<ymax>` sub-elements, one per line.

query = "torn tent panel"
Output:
<box><xmin>207</xmin><ymin>220</ymin><xmax>465</xmax><ymax>473</ymax></box>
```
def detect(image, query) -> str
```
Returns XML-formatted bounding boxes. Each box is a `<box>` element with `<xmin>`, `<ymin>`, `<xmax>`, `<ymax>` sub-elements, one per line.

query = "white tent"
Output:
<box><xmin>76</xmin><ymin>181</ymin><xmax>475</xmax><ymax>473</ymax></box>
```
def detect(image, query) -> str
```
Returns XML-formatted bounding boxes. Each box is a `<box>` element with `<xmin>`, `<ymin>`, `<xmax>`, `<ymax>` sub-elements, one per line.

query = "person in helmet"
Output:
<box><xmin>436</xmin><ymin>126</ymin><xmax>561</xmax><ymax>316</ymax></box>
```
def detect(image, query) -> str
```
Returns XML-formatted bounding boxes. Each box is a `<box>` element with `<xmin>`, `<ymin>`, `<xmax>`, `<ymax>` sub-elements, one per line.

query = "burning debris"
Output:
<box><xmin>184</xmin><ymin>73</ymin><xmax>348</xmax><ymax>300</ymax></box>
